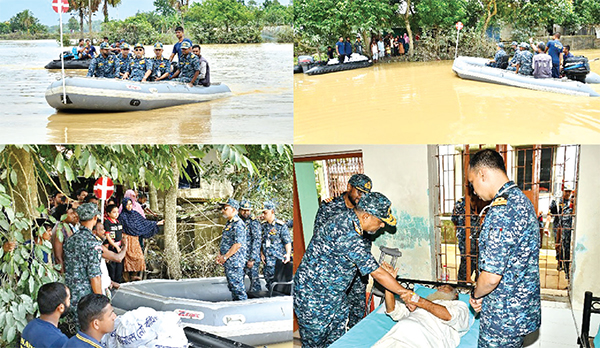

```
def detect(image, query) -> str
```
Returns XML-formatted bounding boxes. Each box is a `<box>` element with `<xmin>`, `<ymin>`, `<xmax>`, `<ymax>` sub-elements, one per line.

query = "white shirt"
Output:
<box><xmin>100</xmin><ymin>258</ymin><xmax>111</xmax><ymax>294</ymax></box>
<box><xmin>372</xmin><ymin>300</ymin><xmax>470</xmax><ymax>348</ymax></box>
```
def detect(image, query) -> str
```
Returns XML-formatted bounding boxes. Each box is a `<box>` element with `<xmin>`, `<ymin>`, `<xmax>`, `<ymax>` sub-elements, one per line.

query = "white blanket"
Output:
<box><xmin>372</xmin><ymin>300</ymin><xmax>470</xmax><ymax>348</ymax></box>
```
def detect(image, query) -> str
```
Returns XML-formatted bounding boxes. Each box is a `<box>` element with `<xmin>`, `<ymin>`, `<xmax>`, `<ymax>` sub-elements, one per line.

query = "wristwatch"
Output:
<box><xmin>471</xmin><ymin>287</ymin><xmax>482</xmax><ymax>300</ymax></box>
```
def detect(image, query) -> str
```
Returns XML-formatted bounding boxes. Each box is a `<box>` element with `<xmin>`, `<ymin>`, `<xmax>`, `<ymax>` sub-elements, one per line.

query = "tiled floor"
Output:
<box><xmin>292</xmin><ymin>299</ymin><xmax>599</xmax><ymax>348</ymax></box>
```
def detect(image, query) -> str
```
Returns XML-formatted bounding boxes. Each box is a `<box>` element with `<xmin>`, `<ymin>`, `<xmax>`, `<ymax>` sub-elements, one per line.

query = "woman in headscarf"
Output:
<box><xmin>119</xmin><ymin>197</ymin><xmax>164</xmax><ymax>281</ymax></box>
<box><xmin>118</xmin><ymin>189</ymin><xmax>145</xmax><ymax>217</ymax></box>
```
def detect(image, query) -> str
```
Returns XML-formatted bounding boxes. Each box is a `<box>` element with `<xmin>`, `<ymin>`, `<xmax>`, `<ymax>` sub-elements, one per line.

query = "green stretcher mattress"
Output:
<box><xmin>329</xmin><ymin>284</ymin><xmax>480</xmax><ymax>348</ymax></box>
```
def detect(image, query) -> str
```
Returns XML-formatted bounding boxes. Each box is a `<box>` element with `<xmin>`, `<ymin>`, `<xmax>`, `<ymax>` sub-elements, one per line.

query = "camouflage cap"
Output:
<box><xmin>497</xmin><ymin>42</ymin><xmax>504</xmax><ymax>48</ymax></box>
<box><xmin>511</xmin><ymin>41</ymin><xmax>518</xmax><ymax>47</ymax></box>
<box><xmin>239</xmin><ymin>199</ymin><xmax>252</xmax><ymax>210</ymax></box>
<box><xmin>76</xmin><ymin>203</ymin><xmax>100</xmax><ymax>221</ymax></box>
<box><xmin>134</xmin><ymin>43</ymin><xmax>144</xmax><ymax>49</ymax></box>
<box><xmin>357</xmin><ymin>192</ymin><xmax>397</xmax><ymax>226</ymax></box>
<box><xmin>99</xmin><ymin>42</ymin><xmax>110</xmax><ymax>49</ymax></box>
<box><xmin>262</xmin><ymin>201</ymin><xmax>276</xmax><ymax>211</ymax></box>
<box><xmin>121</xmin><ymin>43</ymin><xmax>130</xmax><ymax>50</ymax></box>
<box><xmin>219</xmin><ymin>198</ymin><xmax>239</xmax><ymax>210</ymax></box>
<box><xmin>348</xmin><ymin>173</ymin><xmax>372</xmax><ymax>193</ymax></box>
<box><xmin>181</xmin><ymin>41</ymin><xmax>191</xmax><ymax>49</ymax></box>
<box><xmin>153</xmin><ymin>42</ymin><xmax>164</xmax><ymax>49</ymax></box>
<box><xmin>519</xmin><ymin>42</ymin><xmax>529</xmax><ymax>48</ymax></box>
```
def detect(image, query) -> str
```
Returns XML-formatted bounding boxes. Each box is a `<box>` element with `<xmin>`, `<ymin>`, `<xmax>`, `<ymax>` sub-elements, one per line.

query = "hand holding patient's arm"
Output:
<box><xmin>370</xmin><ymin>266</ymin><xmax>409</xmax><ymax>296</ymax></box>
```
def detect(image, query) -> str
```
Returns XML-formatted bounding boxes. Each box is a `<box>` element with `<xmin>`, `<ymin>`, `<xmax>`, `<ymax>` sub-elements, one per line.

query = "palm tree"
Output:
<box><xmin>103</xmin><ymin>0</ymin><xmax>122</xmax><ymax>23</ymax></box>
<box><xmin>68</xmin><ymin>0</ymin><xmax>101</xmax><ymax>38</ymax></box>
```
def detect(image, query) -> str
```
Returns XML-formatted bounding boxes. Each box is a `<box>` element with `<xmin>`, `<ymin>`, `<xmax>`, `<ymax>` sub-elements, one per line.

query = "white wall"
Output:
<box><xmin>571</xmin><ymin>145</ymin><xmax>600</xmax><ymax>309</ymax></box>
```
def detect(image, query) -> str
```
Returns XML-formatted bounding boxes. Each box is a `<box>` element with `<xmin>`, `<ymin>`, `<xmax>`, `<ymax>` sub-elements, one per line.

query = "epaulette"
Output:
<box><xmin>323</xmin><ymin>197</ymin><xmax>333</xmax><ymax>204</ymax></box>
<box><xmin>353</xmin><ymin>221</ymin><xmax>362</xmax><ymax>235</ymax></box>
<box><xmin>276</xmin><ymin>219</ymin><xmax>285</xmax><ymax>225</ymax></box>
<box><xmin>491</xmin><ymin>192</ymin><xmax>509</xmax><ymax>207</ymax></box>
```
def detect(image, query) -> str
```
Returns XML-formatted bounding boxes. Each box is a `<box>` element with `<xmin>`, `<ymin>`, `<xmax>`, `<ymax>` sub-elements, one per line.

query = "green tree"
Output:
<box><xmin>67</xmin><ymin>17</ymin><xmax>79</xmax><ymax>32</ymax></box>
<box><xmin>413</xmin><ymin>0</ymin><xmax>467</xmax><ymax>32</ymax></box>
<box><xmin>68</xmin><ymin>0</ymin><xmax>101</xmax><ymax>37</ymax></box>
<box><xmin>102</xmin><ymin>0</ymin><xmax>122</xmax><ymax>23</ymax></box>
<box><xmin>8</xmin><ymin>10</ymin><xmax>46</xmax><ymax>34</ymax></box>
<box><xmin>294</xmin><ymin>0</ymin><xmax>394</xmax><ymax>55</ymax></box>
<box><xmin>0</xmin><ymin>22</ymin><xmax>9</xmax><ymax>34</ymax></box>
<box><xmin>154</xmin><ymin>0</ymin><xmax>177</xmax><ymax>17</ymax></box>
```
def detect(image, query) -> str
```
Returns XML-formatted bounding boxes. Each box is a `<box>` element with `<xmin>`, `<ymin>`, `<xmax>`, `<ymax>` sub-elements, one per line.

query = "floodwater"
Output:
<box><xmin>294</xmin><ymin>49</ymin><xmax>600</xmax><ymax>144</ymax></box>
<box><xmin>0</xmin><ymin>40</ymin><xmax>292</xmax><ymax>144</ymax></box>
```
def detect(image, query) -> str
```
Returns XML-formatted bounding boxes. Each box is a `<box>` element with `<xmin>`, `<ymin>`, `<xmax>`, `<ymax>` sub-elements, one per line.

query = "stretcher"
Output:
<box><xmin>329</xmin><ymin>278</ymin><xmax>480</xmax><ymax>348</ymax></box>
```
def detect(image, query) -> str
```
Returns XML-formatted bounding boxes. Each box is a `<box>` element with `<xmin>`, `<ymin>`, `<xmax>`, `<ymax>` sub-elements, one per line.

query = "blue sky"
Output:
<box><xmin>0</xmin><ymin>0</ymin><xmax>290</xmax><ymax>26</ymax></box>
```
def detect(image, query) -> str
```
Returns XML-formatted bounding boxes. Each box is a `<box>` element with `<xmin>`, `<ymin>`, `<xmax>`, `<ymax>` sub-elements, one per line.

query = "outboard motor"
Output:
<box><xmin>298</xmin><ymin>55</ymin><xmax>315</xmax><ymax>73</ymax></box>
<box><xmin>564</xmin><ymin>56</ymin><xmax>590</xmax><ymax>83</ymax></box>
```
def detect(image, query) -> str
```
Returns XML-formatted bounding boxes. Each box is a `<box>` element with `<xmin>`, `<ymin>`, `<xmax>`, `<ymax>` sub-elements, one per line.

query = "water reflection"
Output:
<box><xmin>294</xmin><ymin>50</ymin><xmax>600</xmax><ymax>144</ymax></box>
<box><xmin>0</xmin><ymin>40</ymin><xmax>292</xmax><ymax>144</ymax></box>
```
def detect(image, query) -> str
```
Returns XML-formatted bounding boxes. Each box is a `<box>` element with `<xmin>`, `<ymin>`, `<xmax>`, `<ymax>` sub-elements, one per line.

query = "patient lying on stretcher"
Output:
<box><xmin>372</xmin><ymin>264</ymin><xmax>470</xmax><ymax>348</ymax></box>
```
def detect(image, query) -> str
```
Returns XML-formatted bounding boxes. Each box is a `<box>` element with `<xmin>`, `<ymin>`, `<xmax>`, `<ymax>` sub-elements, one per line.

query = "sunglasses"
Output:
<box><xmin>134</xmin><ymin>48</ymin><xmax>144</xmax><ymax>51</ymax></box>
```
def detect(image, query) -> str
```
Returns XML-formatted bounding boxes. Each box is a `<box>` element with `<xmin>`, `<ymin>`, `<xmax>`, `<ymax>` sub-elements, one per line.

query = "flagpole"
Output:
<box><xmin>59</xmin><ymin>2</ymin><xmax>66</xmax><ymax>103</ymax></box>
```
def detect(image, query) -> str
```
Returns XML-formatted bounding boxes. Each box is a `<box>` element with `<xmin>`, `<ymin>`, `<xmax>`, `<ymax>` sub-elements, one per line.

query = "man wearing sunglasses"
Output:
<box><xmin>123</xmin><ymin>43</ymin><xmax>153</xmax><ymax>82</ymax></box>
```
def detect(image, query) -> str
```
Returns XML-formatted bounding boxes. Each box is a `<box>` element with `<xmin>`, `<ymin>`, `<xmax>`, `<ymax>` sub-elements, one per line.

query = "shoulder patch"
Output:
<box><xmin>492</xmin><ymin>194</ymin><xmax>508</xmax><ymax>207</ymax></box>
<box><xmin>323</xmin><ymin>197</ymin><xmax>333</xmax><ymax>204</ymax></box>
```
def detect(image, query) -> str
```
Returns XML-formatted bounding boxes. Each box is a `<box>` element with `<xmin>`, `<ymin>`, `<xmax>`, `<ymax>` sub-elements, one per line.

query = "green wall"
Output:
<box><xmin>294</xmin><ymin>161</ymin><xmax>319</xmax><ymax>244</ymax></box>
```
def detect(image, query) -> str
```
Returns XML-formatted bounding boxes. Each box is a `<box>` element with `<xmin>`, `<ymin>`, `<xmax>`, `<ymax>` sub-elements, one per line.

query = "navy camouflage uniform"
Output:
<box><xmin>487</xmin><ymin>47</ymin><xmax>506</xmax><ymax>68</ymax></box>
<box><xmin>312</xmin><ymin>173</ymin><xmax>373</xmax><ymax>329</ymax></box>
<box><xmin>294</xmin><ymin>209</ymin><xmax>378</xmax><ymax>348</ymax></box>
<box><xmin>127</xmin><ymin>56</ymin><xmax>153</xmax><ymax>82</ymax></box>
<box><xmin>240</xmin><ymin>200</ymin><xmax>262</xmax><ymax>292</ymax></box>
<box><xmin>451</xmin><ymin>197</ymin><xmax>481</xmax><ymax>282</ymax></box>
<box><xmin>63</xmin><ymin>226</ymin><xmax>102</xmax><ymax>309</ymax></box>
<box><xmin>294</xmin><ymin>192</ymin><xmax>396</xmax><ymax>348</ymax></box>
<box><xmin>173</xmin><ymin>52</ymin><xmax>201</xmax><ymax>84</ymax></box>
<box><xmin>151</xmin><ymin>57</ymin><xmax>171</xmax><ymax>81</ymax></box>
<box><xmin>261</xmin><ymin>216</ymin><xmax>292</xmax><ymax>291</ymax></box>
<box><xmin>86</xmin><ymin>44</ymin><xmax>116</xmax><ymax>78</ymax></box>
<box><xmin>220</xmin><ymin>200</ymin><xmax>248</xmax><ymax>301</ymax></box>
<box><xmin>115</xmin><ymin>47</ymin><xmax>133</xmax><ymax>78</ymax></box>
<box><xmin>516</xmin><ymin>48</ymin><xmax>534</xmax><ymax>76</ymax></box>
<box><xmin>560</xmin><ymin>205</ymin><xmax>574</xmax><ymax>279</ymax></box>
<box><xmin>506</xmin><ymin>43</ymin><xmax>521</xmax><ymax>71</ymax></box>
<box><xmin>477</xmin><ymin>181</ymin><xmax>541</xmax><ymax>348</ymax></box>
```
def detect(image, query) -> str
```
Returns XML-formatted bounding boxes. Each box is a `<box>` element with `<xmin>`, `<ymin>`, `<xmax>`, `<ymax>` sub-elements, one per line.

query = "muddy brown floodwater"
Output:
<box><xmin>294</xmin><ymin>49</ymin><xmax>600</xmax><ymax>144</ymax></box>
<box><xmin>0</xmin><ymin>40</ymin><xmax>292</xmax><ymax>144</ymax></box>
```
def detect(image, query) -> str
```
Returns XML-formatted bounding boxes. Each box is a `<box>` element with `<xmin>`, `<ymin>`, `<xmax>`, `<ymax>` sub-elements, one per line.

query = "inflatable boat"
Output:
<box><xmin>298</xmin><ymin>54</ymin><xmax>373</xmax><ymax>76</ymax></box>
<box><xmin>110</xmin><ymin>277</ymin><xmax>292</xmax><ymax>346</ymax></box>
<box><xmin>44</xmin><ymin>58</ymin><xmax>91</xmax><ymax>70</ymax></box>
<box><xmin>452</xmin><ymin>56</ymin><xmax>600</xmax><ymax>97</ymax></box>
<box><xmin>45</xmin><ymin>77</ymin><xmax>231</xmax><ymax>111</ymax></box>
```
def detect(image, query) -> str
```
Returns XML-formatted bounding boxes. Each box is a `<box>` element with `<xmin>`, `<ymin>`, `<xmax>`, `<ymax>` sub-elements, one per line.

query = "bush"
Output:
<box><xmin>188</xmin><ymin>23</ymin><xmax>262</xmax><ymax>44</ymax></box>
<box><xmin>412</xmin><ymin>27</ymin><xmax>496</xmax><ymax>61</ymax></box>
<box><xmin>54</xmin><ymin>32</ymin><xmax>71</xmax><ymax>47</ymax></box>
<box><xmin>101</xmin><ymin>18</ymin><xmax>161</xmax><ymax>45</ymax></box>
